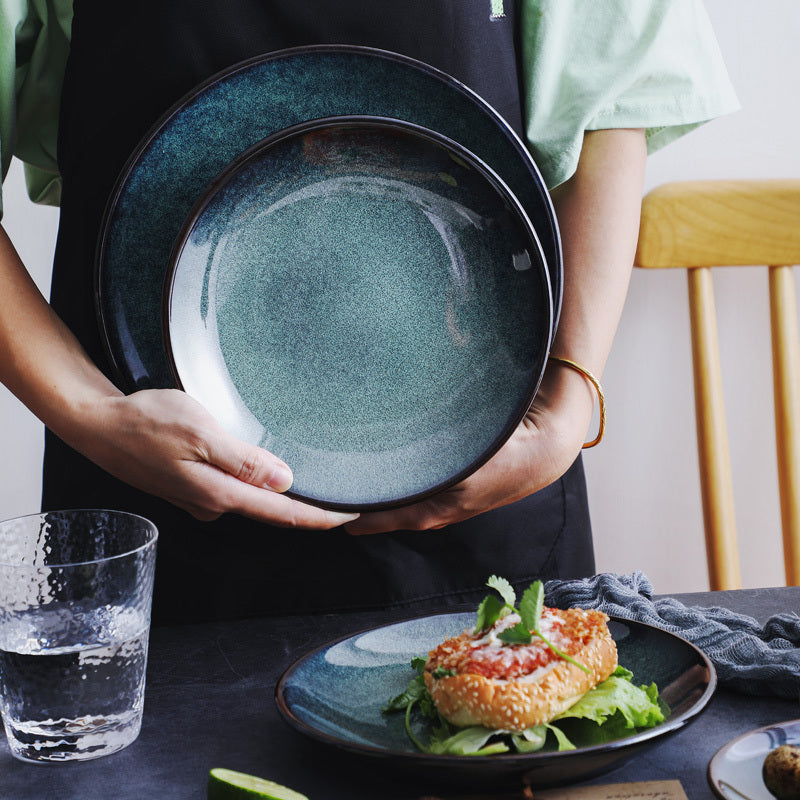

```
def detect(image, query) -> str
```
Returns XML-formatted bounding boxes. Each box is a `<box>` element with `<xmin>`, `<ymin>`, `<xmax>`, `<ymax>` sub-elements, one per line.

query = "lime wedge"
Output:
<box><xmin>207</xmin><ymin>768</ymin><xmax>309</xmax><ymax>800</ymax></box>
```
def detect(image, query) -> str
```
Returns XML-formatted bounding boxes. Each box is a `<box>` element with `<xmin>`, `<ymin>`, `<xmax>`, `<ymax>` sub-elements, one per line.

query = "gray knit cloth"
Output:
<box><xmin>543</xmin><ymin>572</ymin><xmax>800</xmax><ymax>699</ymax></box>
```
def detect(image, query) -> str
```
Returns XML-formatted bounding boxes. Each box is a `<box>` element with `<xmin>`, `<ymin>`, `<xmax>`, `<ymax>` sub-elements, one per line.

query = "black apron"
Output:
<box><xmin>44</xmin><ymin>0</ymin><xmax>595</xmax><ymax>625</ymax></box>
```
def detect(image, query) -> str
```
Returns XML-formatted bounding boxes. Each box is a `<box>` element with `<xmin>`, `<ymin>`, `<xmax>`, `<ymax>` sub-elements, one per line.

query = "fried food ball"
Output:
<box><xmin>763</xmin><ymin>744</ymin><xmax>800</xmax><ymax>800</ymax></box>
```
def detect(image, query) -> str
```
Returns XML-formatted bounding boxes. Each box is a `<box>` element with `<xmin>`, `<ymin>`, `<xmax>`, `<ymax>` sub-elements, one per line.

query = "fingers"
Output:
<box><xmin>203</xmin><ymin>428</ymin><xmax>295</xmax><ymax>492</ymax></box>
<box><xmin>163</xmin><ymin>459</ymin><xmax>356</xmax><ymax>528</ymax></box>
<box><xmin>345</xmin><ymin>499</ymin><xmax>450</xmax><ymax>535</ymax></box>
<box><xmin>116</xmin><ymin>391</ymin><xmax>358</xmax><ymax>528</ymax></box>
<box><xmin>190</xmin><ymin>434</ymin><xmax>359</xmax><ymax>529</ymax></box>
<box><xmin>219</xmin><ymin>473</ymin><xmax>360</xmax><ymax>529</ymax></box>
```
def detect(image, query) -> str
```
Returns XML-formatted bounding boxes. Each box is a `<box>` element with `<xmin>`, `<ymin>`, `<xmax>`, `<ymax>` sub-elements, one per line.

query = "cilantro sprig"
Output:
<box><xmin>475</xmin><ymin>576</ymin><xmax>590</xmax><ymax>674</ymax></box>
<box><xmin>382</xmin><ymin>657</ymin><xmax>508</xmax><ymax>755</ymax></box>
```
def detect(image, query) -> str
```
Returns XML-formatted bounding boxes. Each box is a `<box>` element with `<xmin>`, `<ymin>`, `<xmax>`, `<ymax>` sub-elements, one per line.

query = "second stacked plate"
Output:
<box><xmin>164</xmin><ymin>116</ymin><xmax>551</xmax><ymax>509</ymax></box>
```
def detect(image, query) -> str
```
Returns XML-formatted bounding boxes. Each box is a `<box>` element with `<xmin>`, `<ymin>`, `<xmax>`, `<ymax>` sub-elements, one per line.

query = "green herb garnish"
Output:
<box><xmin>476</xmin><ymin>576</ymin><xmax>590</xmax><ymax>674</ymax></box>
<box><xmin>382</xmin><ymin>658</ymin><xmax>508</xmax><ymax>755</ymax></box>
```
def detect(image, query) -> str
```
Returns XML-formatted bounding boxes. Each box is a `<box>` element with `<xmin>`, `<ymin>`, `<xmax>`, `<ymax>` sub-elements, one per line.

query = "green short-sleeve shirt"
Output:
<box><xmin>0</xmin><ymin>0</ymin><xmax>738</xmax><ymax>213</ymax></box>
<box><xmin>0</xmin><ymin>0</ymin><xmax>70</xmax><ymax>210</ymax></box>
<box><xmin>519</xmin><ymin>0</ymin><xmax>739</xmax><ymax>187</ymax></box>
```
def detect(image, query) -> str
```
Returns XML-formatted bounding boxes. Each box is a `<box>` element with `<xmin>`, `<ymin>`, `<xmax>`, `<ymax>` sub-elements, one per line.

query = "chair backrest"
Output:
<box><xmin>634</xmin><ymin>179</ymin><xmax>800</xmax><ymax>589</ymax></box>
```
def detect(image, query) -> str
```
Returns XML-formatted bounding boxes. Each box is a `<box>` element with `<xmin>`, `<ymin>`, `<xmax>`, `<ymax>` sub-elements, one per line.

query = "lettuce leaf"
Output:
<box><xmin>384</xmin><ymin>662</ymin><xmax>666</xmax><ymax>756</ymax></box>
<box><xmin>428</xmin><ymin>726</ymin><xmax>510</xmax><ymax>756</ymax></box>
<box><xmin>554</xmin><ymin>666</ymin><xmax>665</xmax><ymax>730</ymax></box>
<box><xmin>510</xmin><ymin>726</ymin><xmax>548</xmax><ymax>753</ymax></box>
<box><xmin>511</xmin><ymin>724</ymin><xmax>576</xmax><ymax>753</ymax></box>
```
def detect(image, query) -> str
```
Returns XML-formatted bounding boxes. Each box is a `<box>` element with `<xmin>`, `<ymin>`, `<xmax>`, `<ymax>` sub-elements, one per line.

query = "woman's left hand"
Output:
<box><xmin>345</xmin><ymin>360</ymin><xmax>594</xmax><ymax>534</ymax></box>
<box><xmin>346</xmin><ymin>127</ymin><xmax>648</xmax><ymax>536</ymax></box>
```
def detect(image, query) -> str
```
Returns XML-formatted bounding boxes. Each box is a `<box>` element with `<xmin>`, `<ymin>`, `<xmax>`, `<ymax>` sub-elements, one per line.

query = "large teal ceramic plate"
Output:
<box><xmin>275</xmin><ymin>613</ymin><xmax>715</xmax><ymax>787</ymax></box>
<box><xmin>96</xmin><ymin>45</ymin><xmax>560</xmax><ymax>392</ymax></box>
<box><xmin>164</xmin><ymin>117</ymin><xmax>550</xmax><ymax>510</ymax></box>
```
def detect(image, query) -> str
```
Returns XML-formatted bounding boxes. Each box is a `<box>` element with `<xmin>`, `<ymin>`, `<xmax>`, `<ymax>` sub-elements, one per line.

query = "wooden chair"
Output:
<box><xmin>634</xmin><ymin>179</ymin><xmax>800</xmax><ymax>589</ymax></box>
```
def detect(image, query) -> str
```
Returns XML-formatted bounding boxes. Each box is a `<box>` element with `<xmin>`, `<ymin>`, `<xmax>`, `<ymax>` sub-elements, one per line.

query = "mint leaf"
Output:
<box><xmin>487</xmin><ymin>575</ymin><xmax>516</xmax><ymax>608</ymax></box>
<box><xmin>497</xmin><ymin>621</ymin><xmax>532</xmax><ymax>645</ymax></box>
<box><xmin>474</xmin><ymin>594</ymin><xmax>506</xmax><ymax>633</ymax></box>
<box><xmin>519</xmin><ymin>580</ymin><xmax>544</xmax><ymax>631</ymax></box>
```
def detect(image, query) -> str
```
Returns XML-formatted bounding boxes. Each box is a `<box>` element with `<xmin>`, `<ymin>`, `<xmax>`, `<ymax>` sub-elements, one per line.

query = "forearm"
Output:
<box><xmin>549</xmin><ymin>128</ymin><xmax>647</xmax><ymax>378</ymax></box>
<box><xmin>346</xmin><ymin>128</ymin><xmax>648</xmax><ymax>533</ymax></box>
<box><xmin>0</xmin><ymin>225</ymin><xmax>121</xmax><ymax>443</ymax></box>
<box><xmin>1</xmin><ymin>224</ymin><xmax>356</xmax><ymax>527</ymax></box>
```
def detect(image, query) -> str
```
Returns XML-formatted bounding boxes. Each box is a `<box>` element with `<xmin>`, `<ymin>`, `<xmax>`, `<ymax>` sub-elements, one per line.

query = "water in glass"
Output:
<box><xmin>0</xmin><ymin>602</ymin><xmax>149</xmax><ymax>761</ymax></box>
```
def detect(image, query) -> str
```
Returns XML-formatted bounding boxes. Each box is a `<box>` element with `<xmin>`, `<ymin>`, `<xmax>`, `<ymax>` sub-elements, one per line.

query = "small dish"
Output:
<box><xmin>708</xmin><ymin>718</ymin><xmax>800</xmax><ymax>799</ymax></box>
<box><xmin>164</xmin><ymin>117</ymin><xmax>551</xmax><ymax>510</ymax></box>
<box><xmin>95</xmin><ymin>45</ymin><xmax>560</xmax><ymax>392</ymax></box>
<box><xmin>275</xmin><ymin>612</ymin><xmax>716</xmax><ymax>787</ymax></box>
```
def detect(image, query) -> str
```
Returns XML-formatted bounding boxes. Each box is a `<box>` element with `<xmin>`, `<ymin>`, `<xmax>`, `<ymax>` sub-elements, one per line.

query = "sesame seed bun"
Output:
<box><xmin>423</xmin><ymin>608</ymin><xmax>618</xmax><ymax>732</ymax></box>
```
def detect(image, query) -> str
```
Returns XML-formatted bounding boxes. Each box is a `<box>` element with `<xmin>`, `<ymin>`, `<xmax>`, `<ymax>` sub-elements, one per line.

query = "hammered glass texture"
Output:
<box><xmin>0</xmin><ymin>511</ymin><xmax>157</xmax><ymax>762</ymax></box>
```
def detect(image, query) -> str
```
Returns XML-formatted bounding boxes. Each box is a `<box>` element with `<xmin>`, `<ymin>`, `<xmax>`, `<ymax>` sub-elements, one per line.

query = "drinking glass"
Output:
<box><xmin>0</xmin><ymin>509</ymin><xmax>158</xmax><ymax>762</ymax></box>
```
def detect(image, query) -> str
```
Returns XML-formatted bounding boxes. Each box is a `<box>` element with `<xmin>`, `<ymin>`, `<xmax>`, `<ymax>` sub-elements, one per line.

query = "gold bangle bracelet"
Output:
<box><xmin>548</xmin><ymin>356</ymin><xmax>606</xmax><ymax>448</ymax></box>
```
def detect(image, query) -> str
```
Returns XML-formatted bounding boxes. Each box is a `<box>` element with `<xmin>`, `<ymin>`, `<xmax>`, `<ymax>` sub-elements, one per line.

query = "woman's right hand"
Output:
<box><xmin>1</xmin><ymin>225</ymin><xmax>356</xmax><ymax>530</ymax></box>
<box><xmin>76</xmin><ymin>388</ymin><xmax>358</xmax><ymax>528</ymax></box>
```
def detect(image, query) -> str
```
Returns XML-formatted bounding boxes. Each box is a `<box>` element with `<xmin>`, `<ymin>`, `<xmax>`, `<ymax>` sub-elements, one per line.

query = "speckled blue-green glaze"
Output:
<box><xmin>275</xmin><ymin>614</ymin><xmax>715</xmax><ymax>783</ymax></box>
<box><xmin>97</xmin><ymin>46</ymin><xmax>559</xmax><ymax>392</ymax></box>
<box><xmin>167</xmin><ymin>121</ymin><xmax>549</xmax><ymax>508</ymax></box>
<box><xmin>279</xmin><ymin>613</ymin><xmax>473</xmax><ymax>754</ymax></box>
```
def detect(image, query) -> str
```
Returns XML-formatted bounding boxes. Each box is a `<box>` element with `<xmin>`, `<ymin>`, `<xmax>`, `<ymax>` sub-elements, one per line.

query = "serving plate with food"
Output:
<box><xmin>275</xmin><ymin>577</ymin><xmax>716</xmax><ymax>787</ymax></box>
<box><xmin>708</xmin><ymin>719</ymin><xmax>800</xmax><ymax>800</ymax></box>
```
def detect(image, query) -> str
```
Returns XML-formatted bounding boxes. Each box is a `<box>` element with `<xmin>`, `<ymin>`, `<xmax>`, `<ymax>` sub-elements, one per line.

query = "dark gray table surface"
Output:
<box><xmin>2</xmin><ymin>586</ymin><xmax>799</xmax><ymax>800</ymax></box>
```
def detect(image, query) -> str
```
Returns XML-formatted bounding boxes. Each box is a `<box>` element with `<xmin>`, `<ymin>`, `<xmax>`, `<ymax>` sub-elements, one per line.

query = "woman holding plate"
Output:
<box><xmin>0</xmin><ymin>1</ymin><xmax>737</xmax><ymax>622</ymax></box>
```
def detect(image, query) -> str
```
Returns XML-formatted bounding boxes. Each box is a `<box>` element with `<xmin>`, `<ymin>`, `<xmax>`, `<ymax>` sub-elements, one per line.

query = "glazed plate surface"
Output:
<box><xmin>275</xmin><ymin>612</ymin><xmax>716</xmax><ymax>787</ymax></box>
<box><xmin>97</xmin><ymin>45</ymin><xmax>560</xmax><ymax>392</ymax></box>
<box><xmin>165</xmin><ymin>118</ymin><xmax>550</xmax><ymax>509</ymax></box>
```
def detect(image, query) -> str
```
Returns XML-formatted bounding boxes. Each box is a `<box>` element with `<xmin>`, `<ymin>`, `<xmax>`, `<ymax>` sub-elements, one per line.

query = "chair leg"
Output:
<box><xmin>769</xmin><ymin>265</ymin><xmax>800</xmax><ymax>585</ymax></box>
<box><xmin>688</xmin><ymin>267</ymin><xmax>741</xmax><ymax>590</ymax></box>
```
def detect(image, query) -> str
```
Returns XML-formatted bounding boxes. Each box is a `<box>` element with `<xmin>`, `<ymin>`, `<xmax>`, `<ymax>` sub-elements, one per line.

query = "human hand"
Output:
<box><xmin>345</xmin><ymin>362</ymin><xmax>594</xmax><ymax>535</ymax></box>
<box><xmin>76</xmin><ymin>388</ymin><xmax>358</xmax><ymax>528</ymax></box>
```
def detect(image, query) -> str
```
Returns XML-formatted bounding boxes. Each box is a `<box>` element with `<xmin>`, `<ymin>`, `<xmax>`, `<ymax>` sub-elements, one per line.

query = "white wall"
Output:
<box><xmin>587</xmin><ymin>0</ymin><xmax>800</xmax><ymax>591</ymax></box>
<box><xmin>1</xmin><ymin>1</ymin><xmax>798</xmax><ymax>592</ymax></box>
<box><xmin>0</xmin><ymin>161</ymin><xmax>58</xmax><ymax>519</ymax></box>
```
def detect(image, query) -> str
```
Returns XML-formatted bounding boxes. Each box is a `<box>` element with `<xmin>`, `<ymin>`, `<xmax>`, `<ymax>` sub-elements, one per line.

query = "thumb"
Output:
<box><xmin>204</xmin><ymin>430</ymin><xmax>294</xmax><ymax>492</ymax></box>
